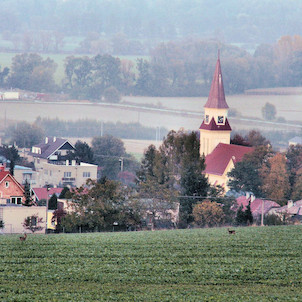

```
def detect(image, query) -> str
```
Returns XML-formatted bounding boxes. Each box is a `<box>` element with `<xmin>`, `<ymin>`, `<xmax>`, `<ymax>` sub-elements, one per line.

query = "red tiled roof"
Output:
<box><xmin>204</xmin><ymin>143</ymin><xmax>253</xmax><ymax>175</ymax></box>
<box><xmin>32</xmin><ymin>187</ymin><xmax>63</xmax><ymax>201</ymax></box>
<box><xmin>200</xmin><ymin>117</ymin><xmax>232</xmax><ymax>131</ymax></box>
<box><xmin>236</xmin><ymin>196</ymin><xmax>280</xmax><ymax>216</ymax></box>
<box><xmin>204</xmin><ymin>57</ymin><xmax>229</xmax><ymax>109</ymax></box>
<box><xmin>0</xmin><ymin>171</ymin><xmax>10</xmax><ymax>182</ymax></box>
<box><xmin>0</xmin><ymin>171</ymin><xmax>24</xmax><ymax>192</ymax></box>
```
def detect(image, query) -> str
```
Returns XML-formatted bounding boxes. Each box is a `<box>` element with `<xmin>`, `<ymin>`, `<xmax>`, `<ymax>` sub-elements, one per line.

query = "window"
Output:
<box><xmin>83</xmin><ymin>172</ymin><xmax>91</xmax><ymax>178</ymax></box>
<box><xmin>205</xmin><ymin>115</ymin><xmax>209</xmax><ymax>123</ymax></box>
<box><xmin>11</xmin><ymin>197</ymin><xmax>22</xmax><ymax>205</ymax></box>
<box><xmin>5</xmin><ymin>181</ymin><xmax>9</xmax><ymax>188</ymax></box>
<box><xmin>217</xmin><ymin>116</ymin><xmax>224</xmax><ymax>124</ymax></box>
<box><xmin>31</xmin><ymin>216</ymin><xmax>37</xmax><ymax>226</ymax></box>
<box><xmin>64</xmin><ymin>172</ymin><xmax>71</xmax><ymax>178</ymax></box>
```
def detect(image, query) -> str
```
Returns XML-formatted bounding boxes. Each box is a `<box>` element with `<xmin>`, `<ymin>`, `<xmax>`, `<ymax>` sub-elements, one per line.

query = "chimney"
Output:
<box><xmin>45</xmin><ymin>137</ymin><xmax>48</xmax><ymax>144</ymax></box>
<box><xmin>288</xmin><ymin>200</ymin><xmax>294</xmax><ymax>209</ymax></box>
<box><xmin>71</xmin><ymin>160</ymin><xmax>76</xmax><ymax>166</ymax></box>
<box><xmin>53</xmin><ymin>137</ymin><xmax>56</xmax><ymax>142</ymax></box>
<box><xmin>66</xmin><ymin>160</ymin><xmax>69</xmax><ymax>166</ymax></box>
<box><xmin>251</xmin><ymin>195</ymin><xmax>255</xmax><ymax>202</ymax></box>
<box><xmin>0</xmin><ymin>165</ymin><xmax>4</xmax><ymax>172</ymax></box>
<box><xmin>246</xmin><ymin>192</ymin><xmax>250</xmax><ymax>199</ymax></box>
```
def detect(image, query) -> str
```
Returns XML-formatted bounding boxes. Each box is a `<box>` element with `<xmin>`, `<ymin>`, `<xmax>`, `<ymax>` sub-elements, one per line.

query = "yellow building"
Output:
<box><xmin>199</xmin><ymin>55</ymin><xmax>253</xmax><ymax>191</ymax></box>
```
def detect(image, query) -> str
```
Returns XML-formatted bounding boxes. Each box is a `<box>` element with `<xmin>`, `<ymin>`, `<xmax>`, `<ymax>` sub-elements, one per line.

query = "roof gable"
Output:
<box><xmin>30</xmin><ymin>137</ymin><xmax>75</xmax><ymax>159</ymax></box>
<box><xmin>204</xmin><ymin>57</ymin><xmax>229</xmax><ymax>109</ymax></box>
<box><xmin>0</xmin><ymin>171</ymin><xmax>25</xmax><ymax>193</ymax></box>
<box><xmin>32</xmin><ymin>187</ymin><xmax>63</xmax><ymax>201</ymax></box>
<box><xmin>204</xmin><ymin>143</ymin><xmax>253</xmax><ymax>176</ymax></box>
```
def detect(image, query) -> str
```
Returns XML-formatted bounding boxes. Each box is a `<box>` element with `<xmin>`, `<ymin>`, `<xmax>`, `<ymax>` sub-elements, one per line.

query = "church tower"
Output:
<box><xmin>199</xmin><ymin>53</ymin><xmax>232</xmax><ymax>156</ymax></box>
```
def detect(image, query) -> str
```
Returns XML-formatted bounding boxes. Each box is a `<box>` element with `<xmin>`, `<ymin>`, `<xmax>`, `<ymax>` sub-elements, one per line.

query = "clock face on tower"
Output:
<box><xmin>217</xmin><ymin>116</ymin><xmax>224</xmax><ymax>124</ymax></box>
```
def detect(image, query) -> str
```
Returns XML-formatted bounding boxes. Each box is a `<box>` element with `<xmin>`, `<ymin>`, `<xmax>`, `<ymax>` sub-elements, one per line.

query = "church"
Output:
<box><xmin>199</xmin><ymin>55</ymin><xmax>253</xmax><ymax>191</ymax></box>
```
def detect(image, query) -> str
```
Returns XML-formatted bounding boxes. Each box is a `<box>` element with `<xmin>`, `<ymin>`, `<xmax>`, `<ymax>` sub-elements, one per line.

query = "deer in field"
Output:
<box><xmin>227</xmin><ymin>228</ymin><xmax>236</xmax><ymax>235</ymax></box>
<box><xmin>19</xmin><ymin>233</ymin><xmax>27</xmax><ymax>242</ymax></box>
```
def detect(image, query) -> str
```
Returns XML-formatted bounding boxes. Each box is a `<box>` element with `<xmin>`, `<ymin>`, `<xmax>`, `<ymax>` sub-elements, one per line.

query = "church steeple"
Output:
<box><xmin>204</xmin><ymin>52</ymin><xmax>229</xmax><ymax>109</ymax></box>
<box><xmin>199</xmin><ymin>53</ymin><xmax>232</xmax><ymax>157</ymax></box>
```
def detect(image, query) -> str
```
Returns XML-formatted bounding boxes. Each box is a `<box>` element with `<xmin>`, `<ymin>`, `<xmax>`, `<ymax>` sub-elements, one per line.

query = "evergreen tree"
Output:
<box><xmin>59</xmin><ymin>187</ymin><xmax>70</xmax><ymax>199</ymax></box>
<box><xmin>48</xmin><ymin>194</ymin><xmax>58</xmax><ymax>210</ymax></box>
<box><xmin>235</xmin><ymin>205</ymin><xmax>246</xmax><ymax>226</ymax></box>
<box><xmin>23</xmin><ymin>179</ymin><xmax>33</xmax><ymax>207</ymax></box>
<box><xmin>244</xmin><ymin>201</ymin><xmax>253</xmax><ymax>225</ymax></box>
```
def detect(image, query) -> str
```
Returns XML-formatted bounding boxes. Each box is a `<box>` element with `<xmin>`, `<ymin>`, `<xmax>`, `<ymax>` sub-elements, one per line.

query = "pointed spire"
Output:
<box><xmin>204</xmin><ymin>52</ymin><xmax>229</xmax><ymax>109</ymax></box>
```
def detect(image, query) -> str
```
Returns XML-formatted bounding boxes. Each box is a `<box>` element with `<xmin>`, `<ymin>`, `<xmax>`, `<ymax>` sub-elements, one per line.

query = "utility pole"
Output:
<box><xmin>119</xmin><ymin>157</ymin><xmax>124</xmax><ymax>172</ymax></box>
<box><xmin>261</xmin><ymin>199</ymin><xmax>264</xmax><ymax>226</ymax></box>
<box><xmin>45</xmin><ymin>185</ymin><xmax>50</xmax><ymax>234</ymax></box>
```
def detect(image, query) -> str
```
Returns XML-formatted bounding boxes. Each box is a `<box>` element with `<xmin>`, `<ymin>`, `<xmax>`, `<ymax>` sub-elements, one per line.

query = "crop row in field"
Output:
<box><xmin>0</xmin><ymin>226</ymin><xmax>301</xmax><ymax>301</ymax></box>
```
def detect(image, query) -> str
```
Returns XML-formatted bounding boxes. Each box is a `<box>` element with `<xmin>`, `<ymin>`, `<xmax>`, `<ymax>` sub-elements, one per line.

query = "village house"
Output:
<box><xmin>28</xmin><ymin>137</ymin><xmax>97</xmax><ymax>188</ymax></box>
<box><xmin>0</xmin><ymin>166</ymin><xmax>46</xmax><ymax>234</ymax></box>
<box><xmin>14</xmin><ymin>165</ymin><xmax>37</xmax><ymax>186</ymax></box>
<box><xmin>269</xmin><ymin>200</ymin><xmax>302</xmax><ymax>222</ymax></box>
<box><xmin>236</xmin><ymin>195</ymin><xmax>280</xmax><ymax>222</ymax></box>
<box><xmin>199</xmin><ymin>54</ymin><xmax>254</xmax><ymax>191</ymax></box>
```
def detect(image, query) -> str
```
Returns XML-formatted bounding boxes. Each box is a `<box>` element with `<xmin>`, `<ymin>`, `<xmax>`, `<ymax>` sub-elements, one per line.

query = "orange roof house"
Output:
<box><xmin>0</xmin><ymin>166</ymin><xmax>47</xmax><ymax>234</ymax></box>
<box><xmin>0</xmin><ymin>167</ymin><xmax>25</xmax><ymax>205</ymax></box>
<box><xmin>199</xmin><ymin>54</ymin><xmax>253</xmax><ymax>191</ymax></box>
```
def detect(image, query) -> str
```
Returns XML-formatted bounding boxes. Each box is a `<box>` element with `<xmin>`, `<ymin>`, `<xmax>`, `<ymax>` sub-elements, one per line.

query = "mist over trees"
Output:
<box><xmin>1</xmin><ymin>36</ymin><xmax>302</xmax><ymax>97</ymax></box>
<box><xmin>1</xmin><ymin>0</ymin><xmax>302</xmax><ymax>49</ymax></box>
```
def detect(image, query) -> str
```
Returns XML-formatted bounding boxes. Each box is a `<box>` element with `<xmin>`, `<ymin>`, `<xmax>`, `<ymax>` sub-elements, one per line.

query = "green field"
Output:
<box><xmin>0</xmin><ymin>226</ymin><xmax>301</xmax><ymax>301</ymax></box>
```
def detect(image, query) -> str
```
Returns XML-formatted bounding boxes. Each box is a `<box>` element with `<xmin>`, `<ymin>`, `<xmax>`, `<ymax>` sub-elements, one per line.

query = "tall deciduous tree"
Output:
<box><xmin>8</xmin><ymin>53</ymin><xmax>57</xmax><ymax>92</ymax></box>
<box><xmin>261</xmin><ymin>153</ymin><xmax>290</xmax><ymax>204</ymax></box>
<box><xmin>262</xmin><ymin>102</ymin><xmax>277</xmax><ymax>121</ymax></box>
<box><xmin>6</xmin><ymin>121</ymin><xmax>44</xmax><ymax>148</ymax></box>
<box><xmin>228</xmin><ymin>145</ymin><xmax>273</xmax><ymax>197</ymax></box>
<box><xmin>62</xmin><ymin>179</ymin><xmax>140</xmax><ymax>232</ymax></box>
<box><xmin>74</xmin><ymin>140</ymin><xmax>94</xmax><ymax>164</ymax></box>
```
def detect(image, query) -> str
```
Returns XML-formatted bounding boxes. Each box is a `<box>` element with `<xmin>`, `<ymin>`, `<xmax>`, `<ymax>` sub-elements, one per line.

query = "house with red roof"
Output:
<box><xmin>199</xmin><ymin>54</ymin><xmax>253</xmax><ymax>191</ymax></box>
<box><xmin>269</xmin><ymin>200</ymin><xmax>302</xmax><ymax>222</ymax></box>
<box><xmin>236</xmin><ymin>195</ymin><xmax>280</xmax><ymax>221</ymax></box>
<box><xmin>0</xmin><ymin>166</ymin><xmax>47</xmax><ymax>234</ymax></box>
<box><xmin>31</xmin><ymin>187</ymin><xmax>63</xmax><ymax>203</ymax></box>
<box><xmin>0</xmin><ymin>166</ymin><xmax>25</xmax><ymax>205</ymax></box>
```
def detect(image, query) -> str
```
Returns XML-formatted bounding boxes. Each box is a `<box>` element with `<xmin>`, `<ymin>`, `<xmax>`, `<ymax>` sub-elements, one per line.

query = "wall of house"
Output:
<box><xmin>14</xmin><ymin>168</ymin><xmax>37</xmax><ymax>186</ymax></box>
<box><xmin>35</xmin><ymin>162</ymin><xmax>98</xmax><ymax>187</ymax></box>
<box><xmin>206</xmin><ymin>160</ymin><xmax>234</xmax><ymax>192</ymax></box>
<box><xmin>0</xmin><ymin>206</ymin><xmax>46</xmax><ymax>234</ymax></box>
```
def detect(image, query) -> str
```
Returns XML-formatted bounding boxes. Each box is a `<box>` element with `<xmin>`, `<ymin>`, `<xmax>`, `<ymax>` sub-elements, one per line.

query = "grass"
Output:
<box><xmin>0</xmin><ymin>226</ymin><xmax>301</xmax><ymax>301</ymax></box>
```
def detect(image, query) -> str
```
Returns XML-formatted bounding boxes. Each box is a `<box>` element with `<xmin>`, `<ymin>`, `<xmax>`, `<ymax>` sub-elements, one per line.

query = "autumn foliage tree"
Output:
<box><xmin>192</xmin><ymin>200</ymin><xmax>224</xmax><ymax>227</ymax></box>
<box><xmin>260</xmin><ymin>153</ymin><xmax>290</xmax><ymax>204</ymax></box>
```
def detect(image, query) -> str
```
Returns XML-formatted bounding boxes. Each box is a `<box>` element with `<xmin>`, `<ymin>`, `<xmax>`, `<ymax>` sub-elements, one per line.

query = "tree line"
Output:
<box><xmin>5</xmin><ymin>119</ymin><xmax>168</xmax><ymax>148</ymax></box>
<box><xmin>1</xmin><ymin>0</ymin><xmax>302</xmax><ymax>47</ymax></box>
<box><xmin>1</xmin><ymin>36</ymin><xmax>302</xmax><ymax>97</ymax></box>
